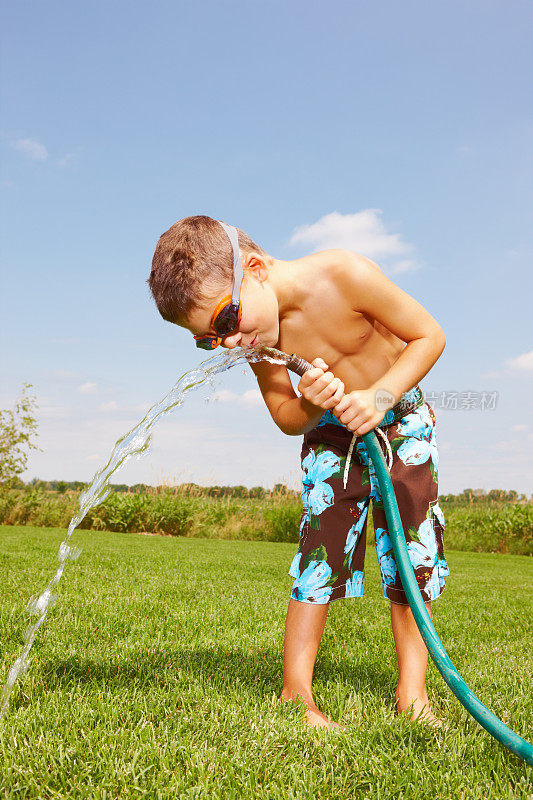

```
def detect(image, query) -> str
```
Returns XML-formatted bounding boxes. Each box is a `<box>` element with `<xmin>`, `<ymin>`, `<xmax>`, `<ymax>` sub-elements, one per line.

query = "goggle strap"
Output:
<box><xmin>218</xmin><ymin>221</ymin><xmax>243</xmax><ymax>307</ymax></box>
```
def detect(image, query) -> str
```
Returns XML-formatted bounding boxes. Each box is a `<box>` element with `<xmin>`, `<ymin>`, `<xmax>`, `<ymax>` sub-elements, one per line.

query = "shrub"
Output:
<box><xmin>0</xmin><ymin>485</ymin><xmax>531</xmax><ymax>555</ymax></box>
<box><xmin>261</xmin><ymin>500</ymin><xmax>302</xmax><ymax>543</ymax></box>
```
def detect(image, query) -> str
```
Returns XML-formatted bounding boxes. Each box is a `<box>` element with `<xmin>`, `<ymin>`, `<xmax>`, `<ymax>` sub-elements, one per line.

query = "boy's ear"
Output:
<box><xmin>244</xmin><ymin>252</ymin><xmax>269</xmax><ymax>282</ymax></box>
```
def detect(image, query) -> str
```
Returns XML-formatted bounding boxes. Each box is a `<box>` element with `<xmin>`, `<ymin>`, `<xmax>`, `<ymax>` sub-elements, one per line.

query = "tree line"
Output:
<box><xmin>3</xmin><ymin>479</ymin><xmax>529</xmax><ymax>504</ymax></box>
<box><xmin>7</xmin><ymin>478</ymin><xmax>297</xmax><ymax>499</ymax></box>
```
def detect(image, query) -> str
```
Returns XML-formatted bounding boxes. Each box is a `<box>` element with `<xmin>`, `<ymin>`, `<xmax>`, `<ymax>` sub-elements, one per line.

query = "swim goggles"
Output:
<box><xmin>194</xmin><ymin>221</ymin><xmax>243</xmax><ymax>350</ymax></box>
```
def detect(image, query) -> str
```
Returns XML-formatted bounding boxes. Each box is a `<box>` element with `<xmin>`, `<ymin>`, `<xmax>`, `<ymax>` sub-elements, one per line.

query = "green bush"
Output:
<box><xmin>0</xmin><ymin>485</ymin><xmax>531</xmax><ymax>555</ymax></box>
<box><xmin>441</xmin><ymin>502</ymin><xmax>532</xmax><ymax>556</ymax></box>
<box><xmin>261</xmin><ymin>500</ymin><xmax>302</xmax><ymax>543</ymax></box>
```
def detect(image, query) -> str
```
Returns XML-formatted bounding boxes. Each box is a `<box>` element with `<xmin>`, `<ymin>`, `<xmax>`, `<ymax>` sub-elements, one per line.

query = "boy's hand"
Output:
<box><xmin>298</xmin><ymin>358</ymin><xmax>345</xmax><ymax>411</ymax></box>
<box><xmin>333</xmin><ymin>389</ymin><xmax>386</xmax><ymax>435</ymax></box>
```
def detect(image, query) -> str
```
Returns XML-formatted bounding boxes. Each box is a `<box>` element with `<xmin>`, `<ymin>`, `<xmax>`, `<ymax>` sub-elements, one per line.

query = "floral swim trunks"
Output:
<box><xmin>288</xmin><ymin>385</ymin><xmax>450</xmax><ymax>605</ymax></box>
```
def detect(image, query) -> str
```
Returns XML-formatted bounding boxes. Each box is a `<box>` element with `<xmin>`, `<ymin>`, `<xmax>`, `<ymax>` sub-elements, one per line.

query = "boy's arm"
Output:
<box><xmin>336</xmin><ymin>250</ymin><xmax>446</xmax><ymax>404</ymax></box>
<box><xmin>277</xmin><ymin>396</ymin><xmax>326</xmax><ymax>436</ymax></box>
<box><xmin>249</xmin><ymin>361</ymin><xmax>326</xmax><ymax>436</ymax></box>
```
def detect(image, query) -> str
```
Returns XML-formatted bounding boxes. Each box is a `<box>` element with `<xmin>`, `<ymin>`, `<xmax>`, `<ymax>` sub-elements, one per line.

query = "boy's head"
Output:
<box><xmin>148</xmin><ymin>215</ymin><xmax>277</xmax><ymax>348</ymax></box>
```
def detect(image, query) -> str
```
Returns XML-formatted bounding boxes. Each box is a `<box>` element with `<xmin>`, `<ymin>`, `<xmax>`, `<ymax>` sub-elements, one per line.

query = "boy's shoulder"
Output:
<box><xmin>294</xmin><ymin>248</ymin><xmax>380</xmax><ymax>273</ymax></box>
<box><xmin>292</xmin><ymin>248</ymin><xmax>382</xmax><ymax>291</ymax></box>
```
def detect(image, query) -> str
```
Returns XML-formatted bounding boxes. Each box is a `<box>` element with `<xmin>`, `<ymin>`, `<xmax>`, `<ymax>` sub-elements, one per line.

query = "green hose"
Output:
<box><xmin>284</xmin><ymin>353</ymin><xmax>532</xmax><ymax>765</ymax></box>
<box><xmin>363</xmin><ymin>429</ymin><xmax>533</xmax><ymax>766</ymax></box>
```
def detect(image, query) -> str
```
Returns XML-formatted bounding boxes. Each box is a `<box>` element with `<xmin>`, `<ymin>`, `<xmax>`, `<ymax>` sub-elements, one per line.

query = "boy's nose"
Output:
<box><xmin>221</xmin><ymin>332</ymin><xmax>242</xmax><ymax>349</ymax></box>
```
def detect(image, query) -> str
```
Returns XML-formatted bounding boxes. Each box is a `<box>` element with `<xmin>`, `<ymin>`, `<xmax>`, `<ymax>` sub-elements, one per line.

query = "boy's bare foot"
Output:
<box><xmin>304</xmin><ymin>705</ymin><xmax>341</xmax><ymax>729</ymax></box>
<box><xmin>394</xmin><ymin>688</ymin><xmax>444</xmax><ymax>728</ymax></box>
<box><xmin>279</xmin><ymin>690</ymin><xmax>341</xmax><ymax>730</ymax></box>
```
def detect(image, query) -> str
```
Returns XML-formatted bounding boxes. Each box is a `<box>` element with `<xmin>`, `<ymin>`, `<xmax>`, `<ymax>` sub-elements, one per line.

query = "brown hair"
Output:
<box><xmin>147</xmin><ymin>215</ymin><xmax>266</xmax><ymax>324</ymax></box>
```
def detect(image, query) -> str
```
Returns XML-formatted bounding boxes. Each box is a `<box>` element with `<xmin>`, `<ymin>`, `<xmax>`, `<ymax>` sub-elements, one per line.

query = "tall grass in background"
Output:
<box><xmin>0</xmin><ymin>484</ymin><xmax>531</xmax><ymax>555</ymax></box>
<box><xmin>0</xmin><ymin>486</ymin><xmax>300</xmax><ymax>542</ymax></box>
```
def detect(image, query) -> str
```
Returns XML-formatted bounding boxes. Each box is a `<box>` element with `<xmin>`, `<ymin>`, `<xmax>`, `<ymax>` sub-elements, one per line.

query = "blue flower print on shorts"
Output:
<box><xmin>289</xmin><ymin>390</ymin><xmax>449</xmax><ymax>605</ymax></box>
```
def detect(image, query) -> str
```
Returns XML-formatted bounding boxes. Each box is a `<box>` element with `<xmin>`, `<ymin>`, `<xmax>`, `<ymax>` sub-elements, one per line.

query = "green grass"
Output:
<box><xmin>0</xmin><ymin>525</ymin><xmax>532</xmax><ymax>799</ymax></box>
<box><xmin>2</xmin><ymin>488</ymin><xmax>531</xmax><ymax>554</ymax></box>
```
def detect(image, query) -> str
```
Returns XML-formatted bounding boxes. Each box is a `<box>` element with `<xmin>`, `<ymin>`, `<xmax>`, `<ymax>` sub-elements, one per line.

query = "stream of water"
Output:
<box><xmin>0</xmin><ymin>344</ymin><xmax>292</xmax><ymax>718</ymax></box>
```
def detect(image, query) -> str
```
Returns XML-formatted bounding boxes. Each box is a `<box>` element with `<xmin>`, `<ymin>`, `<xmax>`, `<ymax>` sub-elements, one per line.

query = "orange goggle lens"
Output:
<box><xmin>193</xmin><ymin>296</ymin><xmax>242</xmax><ymax>349</ymax></box>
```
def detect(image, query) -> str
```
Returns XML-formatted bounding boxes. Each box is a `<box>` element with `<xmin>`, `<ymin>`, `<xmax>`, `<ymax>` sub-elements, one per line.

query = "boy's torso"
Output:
<box><xmin>274</xmin><ymin>251</ymin><xmax>405</xmax><ymax>393</ymax></box>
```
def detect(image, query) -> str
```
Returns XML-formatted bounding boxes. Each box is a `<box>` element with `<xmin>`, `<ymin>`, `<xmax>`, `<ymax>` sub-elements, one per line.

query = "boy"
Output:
<box><xmin>148</xmin><ymin>215</ymin><xmax>449</xmax><ymax>730</ymax></box>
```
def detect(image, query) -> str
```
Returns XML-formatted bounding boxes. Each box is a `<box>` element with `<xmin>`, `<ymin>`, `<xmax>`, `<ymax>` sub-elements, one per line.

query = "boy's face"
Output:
<box><xmin>182</xmin><ymin>253</ymin><xmax>280</xmax><ymax>350</ymax></box>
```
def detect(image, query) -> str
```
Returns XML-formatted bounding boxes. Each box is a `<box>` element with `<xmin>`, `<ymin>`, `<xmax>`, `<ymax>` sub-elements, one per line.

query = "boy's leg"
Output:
<box><xmin>284</xmin><ymin>419</ymin><xmax>370</xmax><ymax>728</ymax></box>
<box><xmin>390</xmin><ymin>600</ymin><xmax>442</xmax><ymax>724</ymax></box>
<box><xmin>280</xmin><ymin>598</ymin><xmax>340</xmax><ymax>728</ymax></box>
<box><xmin>369</xmin><ymin>400</ymin><xmax>449</xmax><ymax>725</ymax></box>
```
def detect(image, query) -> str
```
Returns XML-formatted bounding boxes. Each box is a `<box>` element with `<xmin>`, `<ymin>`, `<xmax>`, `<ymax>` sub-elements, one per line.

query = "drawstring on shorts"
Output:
<box><xmin>339</xmin><ymin>387</ymin><xmax>424</xmax><ymax>492</ymax></box>
<box><xmin>343</xmin><ymin>426</ymin><xmax>393</xmax><ymax>491</ymax></box>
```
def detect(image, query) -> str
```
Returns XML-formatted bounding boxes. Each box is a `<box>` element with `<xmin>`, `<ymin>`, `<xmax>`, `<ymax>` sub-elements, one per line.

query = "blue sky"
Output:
<box><xmin>1</xmin><ymin>0</ymin><xmax>532</xmax><ymax>494</ymax></box>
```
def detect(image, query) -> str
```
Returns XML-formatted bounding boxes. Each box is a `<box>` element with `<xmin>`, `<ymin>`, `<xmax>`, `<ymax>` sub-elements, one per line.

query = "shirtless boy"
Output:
<box><xmin>148</xmin><ymin>215</ymin><xmax>449</xmax><ymax>729</ymax></box>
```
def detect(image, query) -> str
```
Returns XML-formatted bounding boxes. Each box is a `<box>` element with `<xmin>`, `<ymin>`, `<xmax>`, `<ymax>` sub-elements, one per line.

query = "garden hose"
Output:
<box><xmin>286</xmin><ymin>354</ymin><xmax>533</xmax><ymax>767</ymax></box>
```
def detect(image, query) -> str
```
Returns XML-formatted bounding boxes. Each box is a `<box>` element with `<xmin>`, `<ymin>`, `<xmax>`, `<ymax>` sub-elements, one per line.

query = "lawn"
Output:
<box><xmin>0</xmin><ymin>525</ymin><xmax>531</xmax><ymax>799</ymax></box>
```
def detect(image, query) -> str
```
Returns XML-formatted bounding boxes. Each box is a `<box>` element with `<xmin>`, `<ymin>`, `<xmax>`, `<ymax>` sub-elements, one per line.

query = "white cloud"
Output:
<box><xmin>240</xmin><ymin>389</ymin><xmax>263</xmax><ymax>407</ymax></box>
<box><xmin>58</xmin><ymin>145</ymin><xmax>82</xmax><ymax>167</ymax></box>
<box><xmin>43</xmin><ymin>369</ymin><xmax>79</xmax><ymax>380</ymax></box>
<box><xmin>506</xmin><ymin>350</ymin><xmax>533</xmax><ymax>371</ymax></box>
<box><xmin>211</xmin><ymin>389</ymin><xmax>237</xmax><ymax>403</ymax></box>
<box><xmin>388</xmin><ymin>259</ymin><xmax>420</xmax><ymax>274</ymax></box>
<box><xmin>210</xmin><ymin>389</ymin><xmax>262</xmax><ymax>407</ymax></box>
<box><xmin>288</xmin><ymin>209</ymin><xmax>419</xmax><ymax>273</ymax></box>
<box><xmin>132</xmin><ymin>402</ymin><xmax>151</xmax><ymax>413</ymax></box>
<box><xmin>98</xmin><ymin>401</ymin><xmax>119</xmax><ymax>412</ymax></box>
<box><xmin>11</xmin><ymin>137</ymin><xmax>49</xmax><ymax>162</ymax></box>
<box><xmin>33</xmin><ymin>394</ymin><xmax>69</xmax><ymax>419</ymax></box>
<box><xmin>57</xmin><ymin>153</ymin><xmax>75</xmax><ymax>167</ymax></box>
<box><xmin>38</xmin><ymin>404</ymin><xmax>69</xmax><ymax>419</ymax></box>
<box><xmin>77</xmin><ymin>382</ymin><xmax>97</xmax><ymax>394</ymax></box>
